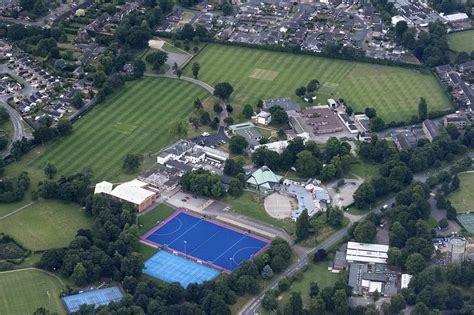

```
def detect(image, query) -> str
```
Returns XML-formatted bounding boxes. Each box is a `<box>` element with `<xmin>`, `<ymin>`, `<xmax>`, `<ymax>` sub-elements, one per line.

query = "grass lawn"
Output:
<box><xmin>260</xmin><ymin>262</ymin><xmax>339</xmax><ymax>313</ymax></box>
<box><xmin>184</xmin><ymin>44</ymin><xmax>451</xmax><ymax>122</ymax></box>
<box><xmin>0</xmin><ymin>200</ymin><xmax>92</xmax><ymax>251</ymax></box>
<box><xmin>349</xmin><ymin>158</ymin><xmax>381</xmax><ymax>180</ymax></box>
<box><xmin>449</xmin><ymin>172</ymin><xmax>474</xmax><ymax>213</ymax></box>
<box><xmin>222</xmin><ymin>192</ymin><xmax>293</xmax><ymax>231</ymax></box>
<box><xmin>448</xmin><ymin>30</ymin><xmax>474</xmax><ymax>53</ymax></box>
<box><xmin>5</xmin><ymin>77</ymin><xmax>208</xmax><ymax>181</ymax></box>
<box><xmin>0</xmin><ymin>269</ymin><xmax>66</xmax><ymax>315</ymax></box>
<box><xmin>138</xmin><ymin>243</ymin><xmax>159</xmax><ymax>260</ymax></box>
<box><xmin>138</xmin><ymin>203</ymin><xmax>176</xmax><ymax>235</ymax></box>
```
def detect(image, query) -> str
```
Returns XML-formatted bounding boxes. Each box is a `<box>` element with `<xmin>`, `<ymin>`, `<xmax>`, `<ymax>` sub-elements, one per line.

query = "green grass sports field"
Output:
<box><xmin>449</xmin><ymin>172</ymin><xmax>474</xmax><ymax>213</ymax></box>
<box><xmin>448</xmin><ymin>30</ymin><xmax>474</xmax><ymax>53</ymax></box>
<box><xmin>0</xmin><ymin>269</ymin><xmax>66</xmax><ymax>315</ymax></box>
<box><xmin>0</xmin><ymin>200</ymin><xmax>92</xmax><ymax>251</ymax></box>
<box><xmin>24</xmin><ymin>77</ymin><xmax>208</xmax><ymax>180</ymax></box>
<box><xmin>186</xmin><ymin>44</ymin><xmax>451</xmax><ymax>122</ymax></box>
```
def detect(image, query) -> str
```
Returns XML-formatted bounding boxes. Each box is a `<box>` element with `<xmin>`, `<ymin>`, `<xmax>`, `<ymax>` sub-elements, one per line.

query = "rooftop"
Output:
<box><xmin>247</xmin><ymin>166</ymin><xmax>282</xmax><ymax>188</ymax></box>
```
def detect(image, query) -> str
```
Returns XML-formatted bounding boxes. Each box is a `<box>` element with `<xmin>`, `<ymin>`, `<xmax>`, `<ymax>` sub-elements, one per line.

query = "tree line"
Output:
<box><xmin>354</xmin><ymin>134</ymin><xmax>466</xmax><ymax>208</ymax></box>
<box><xmin>252</xmin><ymin>136</ymin><xmax>352</xmax><ymax>182</ymax></box>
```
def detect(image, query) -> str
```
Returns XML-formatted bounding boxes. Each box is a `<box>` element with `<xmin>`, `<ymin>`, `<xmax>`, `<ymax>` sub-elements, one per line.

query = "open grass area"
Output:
<box><xmin>223</xmin><ymin>192</ymin><xmax>294</xmax><ymax>231</ymax></box>
<box><xmin>6</xmin><ymin>78</ymin><xmax>208</xmax><ymax>181</ymax></box>
<box><xmin>0</xmin><ymin>200</ymin><xmax>92</xmax><ymax>251</ymax></box>
<box><xmin>449</xmin><ymin>172</ymin><xmax>474</xmax><ymax>213</ymax></box>
<box><xmin>0</xmin><ymin>269</ymin><xmax>66</xmax><ymax>315</ymax></box>
<box><xmin>138</xmin><ymin>203</ymin><xmax>176</xmax><ymax>235</ymax></box>
<box><xmin>448</xmin><ymin>30</ymin><xmax>474</xmax><ymax>53</ymax></box>
<box><xmin>260</xmin><ymin>262</ymin><xmax>339</xmax><ymax>313</ymax></box>
<box><xmin>185</xmin><ymin>44</ymin><xmax>451</xmax><ymax>122</ymax></box>
<box><xmin>349</xmin><ymin>158</ymin><xmax>381</xmax><ymax>180</ymax></box>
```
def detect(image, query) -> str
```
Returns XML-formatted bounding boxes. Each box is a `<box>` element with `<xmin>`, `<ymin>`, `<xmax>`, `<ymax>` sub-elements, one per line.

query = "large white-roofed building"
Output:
<box><xmin>346</xmin><ymin>242</ymin><xmax>389</xmax><ymax>264</ymax></box>
<box><xmin>94</xmin><ymin>179</ymin><xmax>157</xmax><ymax>212</ymax></box>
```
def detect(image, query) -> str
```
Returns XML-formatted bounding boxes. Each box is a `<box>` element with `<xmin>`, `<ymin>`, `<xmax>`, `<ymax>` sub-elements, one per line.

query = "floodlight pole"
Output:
<box><xmin>184</xmin><ymin>240</ymin><xmax>187</xmax><ymax>255</ymax></box>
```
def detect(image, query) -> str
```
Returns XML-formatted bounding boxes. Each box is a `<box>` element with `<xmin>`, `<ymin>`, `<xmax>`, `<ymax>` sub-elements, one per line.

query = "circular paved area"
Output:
<box><xmin>264</xmin><ymin>193</ymin><xmax>294</xmax><ymax>219</ymax></box>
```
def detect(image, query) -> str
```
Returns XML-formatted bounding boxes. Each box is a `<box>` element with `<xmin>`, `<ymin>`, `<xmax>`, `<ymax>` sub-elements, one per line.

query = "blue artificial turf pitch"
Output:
<box><xmin>62</xmin><ymin>287</ymin><xmax>123</xmax><ymax>313</ymax></box>
<box><xmin>144</xmin><ymin>250</ymin><xmax>220</xmax><ymax>287</ymax></box>
<box><xmin>142</xmin><ymin>211</ymin><xmax>269</xmax><ymax>271</ymax></box>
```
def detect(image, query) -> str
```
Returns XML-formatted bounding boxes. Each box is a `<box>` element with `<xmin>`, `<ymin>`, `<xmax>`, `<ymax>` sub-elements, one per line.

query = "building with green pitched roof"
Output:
<box><xmin>247</xmin><ymin>166</ymin><xmax>283</xmax><ymax>193</ymax></box>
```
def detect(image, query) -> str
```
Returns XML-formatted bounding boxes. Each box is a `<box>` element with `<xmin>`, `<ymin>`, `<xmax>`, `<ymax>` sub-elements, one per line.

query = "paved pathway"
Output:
<box><xmin>144</xmin><ymin>72</ymin><xmax>214</xmax><ymax>94</ymax></box>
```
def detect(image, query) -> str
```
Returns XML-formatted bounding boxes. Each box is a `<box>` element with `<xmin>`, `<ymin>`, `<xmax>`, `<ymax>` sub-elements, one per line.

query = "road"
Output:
<box><xmin>0</xmin><ymin>2</ymin><xmax>85</xmax><ymax>27</ymax></box>
<box><xmin>0</xmin><ymin>64</ymin><xmax>34</xmax><ymax>157</ymax></box>
<box><xmin>240</xmin><ymin>197</ymin><xmax>395</xmax><ymax>315</ymax></box>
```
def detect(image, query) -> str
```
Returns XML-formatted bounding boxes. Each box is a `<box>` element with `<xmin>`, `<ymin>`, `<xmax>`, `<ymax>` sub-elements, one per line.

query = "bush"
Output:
<box><xmin>0</xmin><ymin>242</ymin><xmax>26</xmax><ymax>260</ymax></box>
<box><xmin>0</xmin><ymin>260</ymin><xmax>14</xmax><ymax>271</ymax></box>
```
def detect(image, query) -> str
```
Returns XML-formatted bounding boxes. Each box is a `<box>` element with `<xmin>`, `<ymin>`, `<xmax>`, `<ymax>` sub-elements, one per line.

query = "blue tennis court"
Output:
<box><xmin>144</xmin><ymin>250</ymin><xmax>220</xmax><ymax>287</ymax></box>
<box><xmin>142</xmin><ymin>211</ymin><xmax>270</xmax><ymax>271</ymax></box>
<box><xmin>62</xmin><ymin>287</ymin><xmax>123</xmax><ymax>313</ymax></box>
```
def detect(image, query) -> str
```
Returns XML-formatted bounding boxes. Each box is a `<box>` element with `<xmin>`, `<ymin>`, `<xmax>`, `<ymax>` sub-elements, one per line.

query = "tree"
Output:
<box><xmin>261</xmin><ymin>265</ymin><xmax>274</xmax><ymax>279</ymax></box>
<box><xmin>242</xmin><ymin>104</ymin><xmax>254</xmax><ymax>119</ymax></box>
<box><xmin>132</xmin><ymin>60</ymin><xmax>146</xmax><ymax>78</ymax></box>
<box><xmin>123</xmin><ymin>154</ymin><xmax>143</xmax><ymax>173</ymax></box>
<box><xmin>262</xmin><ymin>290</ymin><xmax>278</xmax><ymax>310</ymax></box>
<box><xmin>327</xmin><ymin>207</ymin><xmax>344</xmax><ymax>227</ymax></box>
<box><xmin>192</xmin><ymin>62</ymin><xmax>200</xmax><ymax>79</ymax></box>
<box><xmin>176</xmin><ymin>68</ymin><xmax>183</xmax><ymax>79</ymax></box>
<box><xmin>438</xmin><ymin>218</ymin><xmax>448</xmax><ymax>230</ymax></box>
<box><xmin>354</xmin><ymin>182</ymin><xmax>376</xmax><ymax>208</ymax></box>
<box><xmin>295</xmin><ymin>86</ymin><xmax>306</xmax><ymax>97</ymax></box>
<box><xmin>309</xmin><ymin>296</ymin><xmax>325</xmax><ymax>314</ymax></box>
<box><xmin>223</xmin><ymin>116</ymin><xmax>234</xmax><ymax>126</ymax></box>
<box><xmin>354</xmin><ymin>220</ymin><xmax>377</xmax><ymax>243</ymax></box>
<box><xmin>450</xmin><ymin>174</ymin><xmax>460</xmax><ymax>191</ymax></box>
<box><xmin>224</xmin><ymin>158</ymin><xmax>244</xmax><ymax>176</ymax></box>
<box><xmin>390</xmin><ymin>294</ymin><xmax>406</xmax><ymax>315</ymax></box>
<box><xmin>418</xmin><ymin>97</ymin><xmax>428</xmax><ymax>121</ymax></box>
<box><xmin>200</xmin><ymin>111</ymin><xmax>210</xmax><ymax>125</ymax></box>
<box><xmin>146</xmin><ymin>51</ymin><xmax>168</xmax><ymax>70</ymax></box>
<box><xmin>33</xmin><ymin>0</ymin><xmax>48</xmax><ymax>16</ymax></box>
<box><xmin>33</xmin><ymin>307</ymin><xmax>50</xmax><ymax>315</ymax></box>
<box><xmin>446</xmin><ymin>124</ymin><xmax>460</xmax><ymax>140</ymax></box>
<box><xmin>44</xmin><ymin>163</ymin><xmax>57</xmax><ymax>179</ymax></box>
<box><xmin>284</xmin><ymin>292</ymin><xmax>304</xmax><ymax>315</ymax></box>
<box><xmin>390</xmin><ymin>222</ymin><xmax>408</xmax><ymax>248</ymax></box>
<box><xmin>228</xmin><ymin>178</ymin><xmax>243</xmax><ymax>196</ymax></box>
<box><xmin>270</xmin><ymin>106</ymin><xmax>289</xmax><ymax>125</ymax></box>
<box><xmin>71</xmin><ymin>92</ymin><xmax>84</xmax><ymax>109</ymax></box>
<box><xmin>395</xmin><ymin>21</ymin><xmax>409</xmax><ymax>41</ymax></box>
<box><xmin>411</xmin><ymin>302</ymin><xmax>430</xmax><ymax>315</ymax></box>
<box><xmin>387</xmin><ymin>247</ymin><xmax>403</xmax><ymax>267</ymax></box>
<box><xmin>313</xmin><ymin>249</ymin><xmax>327</xmax><ymax>262</ymax></box>
<box><xmin>71</xmin><ymin>263</ymin><xmax>88</xmax><ymax>286</ymax></box>
<box><xmin>309</xmin><ymin>281</ymin><xmax>319</xmax><ymax>297</ymax></box>
<box><xmin>346</xmin><ymin>106</ymin><xmax>353</xmax><ymax>116</ymax></box>
<box><xmin>369</xmin><ymin>117</ymin><xmax>385</xmax><ymax>132</ymax></box>
<box><xmin>406</xmin><ymin>253</ymin><xmax>427</xmax><ymax>274</ymax></box>
<box><xmin>296</xmin><ymin>209</ymin><xmax>310</xmax><ymax>241</ymax></box>
<box><xmin>365</xmin><ymin>107</ymin><xmax>377</xmax><ymax>118</ymax></box>
<box><xmin>214</xmin><ymin>82</ymin><xmax>234</xmax><ymax>100</ymax></box>
<box><xmin>295</xmin><ymin>150</ymin><xmax>319</xmax><ymax>178</ymax></box>
<box><xmin>194</xmin><ymin>98</ymin><xmax>202</xmax><ymax>110</ymax></box>
<box><xmin>334</xmin><ymin>289</ymin><xmax>349</xmax><ymax>315</ymax></box>
<box><xmin>306</xmin><ymin>79</ymin><xmax>320</xmax><ymax>93</ymax></box>
<box><xmin>213</xmin><ymin>103</ymin><xmax>223</xmax><ymax>113</ymax></box>
<box><xmin>229</xmin><ymin>136</ymin><xmax>248</xmax><ymax>154</ymax></box>
<box><xmin>222</xmin><ymin>0</ymin><xmax>233</xmax><ymax>16</ymax></box>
